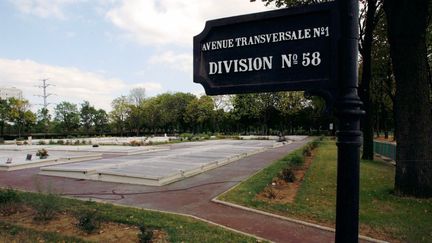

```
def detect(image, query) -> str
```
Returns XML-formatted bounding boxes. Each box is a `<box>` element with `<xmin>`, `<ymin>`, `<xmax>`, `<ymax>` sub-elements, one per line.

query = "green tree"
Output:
<box><xmin>185</xmin><ymin>96</ymin><xmax>215</xmax><ymax>133</ymax></box>
<box><xmin>384</xmin><ymin>0</ymin><xmax>432</xmax><ymax>197</ymax></box>
<box><xmin>231</xmin><ymin>94</ymin><xmax>262</xmax><ymax>133</ymax></box>
<box><xmin>35</xmin><ymin>108</ymin><xmax>51</xmax><ymax>134</ymax></box>
<box><xmin>141</xmin><ymin>97</ymin><xmax>162</xmax><ymax>134</ymax></box>
<box><xmin>54</xmin><ymin>101</ymin><xmax>80</xmax><ymax>133</ymax></box>
<box><xmin>277</xmin><ymin>92</ymin><xmax>310</xmax><ymax>134</ymax></box>
<box><xmin>80</xmin><ymin>101</ymin><xmax>97</xmax><ymax>133</ymax></box>
<box><xmin>110</xmin><ymin>96</ymin><xmax>130</xmax><ymax>136</ymax></box>
<box><xmin>0</xmin><ymin>99</ymin><xmax>10</xmax><ymax>136</ymax></box>
<box><xmin>8</xmin><ymin>98</ymin><xmax>32</xmax><ymax>137</ymax></box>
<box><xmin>93</xmin><ymin>109</ymin><xmax>109</xmax><ymax>135</ymax></box>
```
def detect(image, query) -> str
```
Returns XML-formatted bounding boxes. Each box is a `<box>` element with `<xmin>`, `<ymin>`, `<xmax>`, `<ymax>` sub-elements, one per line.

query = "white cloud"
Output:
<box><xmin>149</xmin><ymin>51</ymin><xmax>192</xmax><ymax>74</ymax></box>
<box><xmin>9</xmin><ymin>0</ymin><xmax>86</xmax><ymax>19</ymax></box>
<box><xmin>106</xmin><ymin>0</ymin><xmax>269</xmax><ymax>46</ymax></box>
<box><xmin>0</xmin><ymin>58</ymin><xmax>136</xmax><ymax>111</ymax></box>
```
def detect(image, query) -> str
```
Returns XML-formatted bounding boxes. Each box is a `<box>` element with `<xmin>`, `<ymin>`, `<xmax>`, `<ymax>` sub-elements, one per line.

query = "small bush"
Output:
<box><xmin>74</xmin><ymin>140</ymin><xmax>80</xmax><ymax>145</ymax></box>
<box><xmin>302</xmin><ymin>146</ymin><xmax>312</xmax><ymax>157</ymax></box>
<box><xmin>138</xmin><ymin>225</ymin><xmax>154</xmax><ymax>243</ymax></box>
<box><xmin>0</xmin><ymin>188</ymin><xmax>21</xmax><ymax>216</ymax></box>
<box><xmin>279</xmin><ymin>167</ymin><xmax>296</xmax><ymax>182</ymax></box>
<box><xmin>57</xmin><ymin>140</ymin><xmax>64</xmax><ymax>145</ymax></box>
<box><xmin>130</xmin><ymin>140</ymin><xmax>143</xmax><ymax>146</ymax></box>
<box><xmin>49</xmin><ymin>140</ymin><xmax>56</xmax><ymax>145</ymax></box>
<box><xmin>32</xmin><ymin>193</ymin><xmax>61</xmax><ymax>221</ymax></box>
<box><xmin>197</xmin><ymin>133</ymin><xmax>211</xmax><ymax>140</ymax></box>
<box><xmin>179</xmin><ymin>133</ymin><xmax>193</xmax><ymax>141</ymax></box>
<box><xmin>36</xmin><ymin>149</ymin><xmax>49</xmax><ymax>158</ymax></box>
<box><xmin>263</xmin><ymin>186</ymin><xmax>278</xmax><ymax>199</ymax></box>
<box><xmin>75</xmin><ymin>209</ymin><xmax>101</xmax><ymax>234</ymax></box>
<box><xmin>38</xmin><ymin>140</ymin><xmax>46</xmax><ymax>145</ymax></box>
<box><xmin>81</xmin><ymin>140</ymin><xmax>87</xmax><ymax>145</ymax></box>
<box><xmin>310</xmin><ymin>140</ymin><xmax>320</xmax><ymax>149</ymax></box>
<box><xmin>289</xmin><ymin>154</ymin><xmax>304</xmax><ymax>167</ymax></box>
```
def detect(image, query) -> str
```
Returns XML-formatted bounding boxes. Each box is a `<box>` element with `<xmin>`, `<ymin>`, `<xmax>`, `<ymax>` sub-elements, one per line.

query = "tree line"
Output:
<box><xmin>0</xmin><ymin>89</ymin><xmax>334</xmax><ymax>139</ymax></box>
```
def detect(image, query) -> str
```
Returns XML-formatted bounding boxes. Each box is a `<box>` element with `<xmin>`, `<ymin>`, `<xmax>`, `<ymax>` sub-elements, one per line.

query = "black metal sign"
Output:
<box><xmin>193</xmin><ymin>2</ymin><xmax>339</xmax><ymax>99</ymax></box>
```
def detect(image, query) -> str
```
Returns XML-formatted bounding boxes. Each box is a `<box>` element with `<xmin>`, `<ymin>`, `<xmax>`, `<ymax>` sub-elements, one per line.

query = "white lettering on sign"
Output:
<box><xmin>208</xmin><ymin>52</ymin><xmax>323</xmax><ymax>75</ymax></box>
<box><xmin>209</xmin><ymin>56</ymin><xmax>273</xmax><ymax>75</ymax></box>
<box><xmin>202</xmin><ymin>26</ymin><xmax>329</xmax><ymax>52</ymax></box>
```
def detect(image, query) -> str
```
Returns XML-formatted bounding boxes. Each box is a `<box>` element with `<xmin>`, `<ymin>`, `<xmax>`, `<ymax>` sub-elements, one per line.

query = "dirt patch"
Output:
<box><xmin>256</xmin><ymin>152</ymin><xmax>314</xmax><ymax>204</ymax></box>
<box><xmin>0</xmin><ymin>206</ymin><xmax>168</xmax><ymax>243</ymax></box>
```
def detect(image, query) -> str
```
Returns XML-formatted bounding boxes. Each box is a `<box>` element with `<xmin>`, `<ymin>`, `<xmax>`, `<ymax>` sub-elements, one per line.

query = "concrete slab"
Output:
<box><xmin>0</xmin><ymin>144</ymin><xmax>169</xmax><ymax>155</ymax></box>
<box><xmin>39</xmin><ymin>140</ymin><xmax>285</xmax><ymax>186</ymax></box>
<box><xmin>0</xmin><ymin>151</ymin><xmax>102</xmax><ymax>171</ymax></box>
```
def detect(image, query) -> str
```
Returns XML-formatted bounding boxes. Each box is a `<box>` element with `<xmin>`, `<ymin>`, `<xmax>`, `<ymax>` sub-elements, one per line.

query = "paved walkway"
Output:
<box><xmin>0</xmin><ymin>139</ymin><xmax>341</xmax><ymax>242</ymax></box>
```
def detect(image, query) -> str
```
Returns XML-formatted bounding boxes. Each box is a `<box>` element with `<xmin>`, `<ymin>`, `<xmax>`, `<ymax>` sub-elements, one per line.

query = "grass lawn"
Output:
<box><xmin>218</xmin><ymin>139</ymin><xmax>432</xmax><ymax>242</ymax></box>
<box><xmin>0</xmin><ymin>191</ymin><xmax>260</xmax><ymax>243</ymax></box>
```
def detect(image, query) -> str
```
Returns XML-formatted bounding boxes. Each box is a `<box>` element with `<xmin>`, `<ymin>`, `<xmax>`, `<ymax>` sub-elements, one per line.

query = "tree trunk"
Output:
<box><xmin>359</xmin><ymin>0</ymin><xmax>378</xmax><ymax>160</ymax></box>
<box><xmin>385</xmin><ymin>0</ymin><xmax>432</xmax><ymax>197</ymax></box>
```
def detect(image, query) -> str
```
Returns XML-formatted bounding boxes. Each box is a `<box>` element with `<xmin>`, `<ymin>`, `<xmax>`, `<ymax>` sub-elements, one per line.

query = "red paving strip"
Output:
<box><xmin>0</xmin><ymin>139</ymin><xmax>344</xmax><ymax>242</ymax></box>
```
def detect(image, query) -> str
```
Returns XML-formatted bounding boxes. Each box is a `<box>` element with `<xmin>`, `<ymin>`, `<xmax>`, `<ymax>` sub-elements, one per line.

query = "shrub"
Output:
<box><xmin>75</xmin><ymin>209</ymin><xmax>101</xmax><ymax>234</ymax></box>
<box><xmin>279</xmin><ymin>168</ymin><xmax>296</xmax><ymax>182</ymax></box>
<box><xmin>74</xmin><ymin>140</ymin><xmax>80</xmax><ymax>145</ymax></box>
<box><xmin>138</xmin><ymin>225</ymin><xmax>154</xmax><ymax>243</ymax></box>
<box><xmin>49</xmin><ymin>140</ymin><xmax>56</xmax><ymax>145</ymax></box>
<box><xmin>38</xmin><ymin>140</ymin><xmax>46</xmax><ymax>145</ymax></box>
<box><xmin>32</xmin><ymin>193</ymin><xmax>61</xmax><ymax>221</ymax></box>
<box><xmin>36</xmin><ymin>149</ymin><xmax>49</xmax><ymax>159</ymax></box>
<box><xmin>0</xmin><ymin>188</ymin><xmax>21</xmax><ymax>216</ymax></box>
<box><xmin>130</xmin><ymin>140</ymin><xmax>143</xmax><ymax>146</ymax></box>
<box><xmin>310</xmin><ymin>140</ymin><xmax>320</xmax><ymax>149</ymax></box>
<box><xmin>302</xmin><ymin>146</ymin><xmax>312</xmax><ymax>157</ymax></box>
<box><xmin>263</xmin><ymin>186</ymin><xmax>278</xmax><ymax>199</ymax></box>
<box><xmin>57</xmin><ymin>140</ymin><xmax>64</xmax><ymax>145</ymax></box>
<box><xmin>289</xmin><ymin>154</ymin><xmax>304</xmax><ymax>167</ymax></box>
<box><xmin>198</xmin><ymin>133</ymin><xmax>211</xmax><ymax>140</ymax></box>
<box><xmin>81</xmin><ymin>140</ymin><xmax>87</xmax><ymax>145</ymax></box>
<box><xmin>179</xmin><ymin>133</ymin><xmax>193</xmax><ymax>141</ymax></box>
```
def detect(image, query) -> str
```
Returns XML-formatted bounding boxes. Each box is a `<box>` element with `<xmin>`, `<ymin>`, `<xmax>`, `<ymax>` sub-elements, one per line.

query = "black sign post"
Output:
<box><xmin>193</xmin><ymin>1</ymin><xmax>362</xmax><ymax>241</ymax></box>
<box><xmin>335</xmin><ymin>0</ymin><xmax>363</xmax><ymax>242</ymax></box>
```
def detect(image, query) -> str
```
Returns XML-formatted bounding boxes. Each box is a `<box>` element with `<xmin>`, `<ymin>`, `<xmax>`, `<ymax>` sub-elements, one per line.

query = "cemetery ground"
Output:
<box><xmin>0</xmin><ymin>190</ymin><xmax>256</xmax><ymax>242</ymax></box>
<box><xmin>0</xmin><ymin>137</ymin><xmax>429</xmax><ymax>242</ymax></box>
<box><xmin>219</xmin><ymin>138</ymin><xmax>432</xmax><ymax>242</ymax></box>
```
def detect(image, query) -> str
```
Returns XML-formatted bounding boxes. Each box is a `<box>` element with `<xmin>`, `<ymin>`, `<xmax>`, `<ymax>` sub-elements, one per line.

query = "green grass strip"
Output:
<box><xmin>219</xmin><ymin>139</ymin><xmax>432</xmax><ymax>242</ymax></box>
<box><xmin>0</xmin><ymin>191</ymin><xmax>261</xmax><ymax>243</ymax></box>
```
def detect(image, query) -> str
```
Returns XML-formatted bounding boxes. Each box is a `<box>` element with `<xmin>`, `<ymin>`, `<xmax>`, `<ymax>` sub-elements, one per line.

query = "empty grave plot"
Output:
<box><xmin>0</xmin><ymin>144</ymin><xmax>169</xmax><ymax>156</ymax></box>
<box><xmin>40</xmin><ymin>140</ymin><xmax>282</xmax><ymax>186</ymax></box>
<box><xmin>0</xmin><ymin>150</ymin><xmax>102</xmax><ymax>171</ymax></box>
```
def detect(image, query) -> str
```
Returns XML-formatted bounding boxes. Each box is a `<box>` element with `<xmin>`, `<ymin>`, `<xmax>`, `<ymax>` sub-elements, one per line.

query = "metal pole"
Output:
<box><xmin>335</xmin><ymin>0</ymin><xmax>364</xmax><ymax>242</ymax></box>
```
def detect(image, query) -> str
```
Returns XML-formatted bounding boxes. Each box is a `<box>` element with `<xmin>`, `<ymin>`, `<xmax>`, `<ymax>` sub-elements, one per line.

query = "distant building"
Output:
<box><xmin>0</xmin><ymin>87</ymin><xmax>23</xmax><ymax>100</ymax></box>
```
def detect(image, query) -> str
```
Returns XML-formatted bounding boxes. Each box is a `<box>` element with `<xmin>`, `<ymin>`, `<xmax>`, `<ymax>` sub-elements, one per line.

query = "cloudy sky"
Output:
<box><xmin>0</xmin><ymin>0</ymin><xmax>271</xmax><ymax>112</ymax></box>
